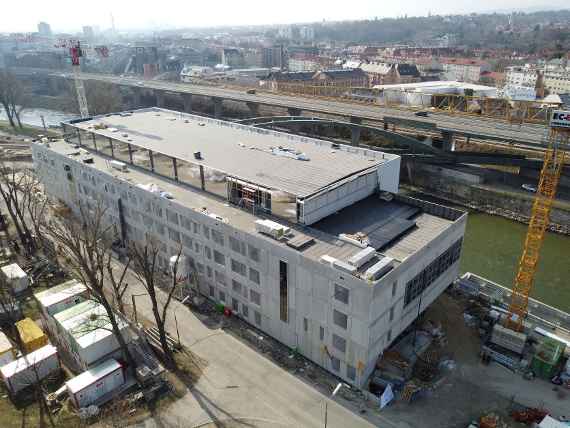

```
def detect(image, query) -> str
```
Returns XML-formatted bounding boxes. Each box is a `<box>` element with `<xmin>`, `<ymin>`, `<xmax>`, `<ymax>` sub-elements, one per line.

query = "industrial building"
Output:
<box><xmin>32</xmin><ymin>108</ymin><xmax>466</xmax><ymax>387</ymax></box>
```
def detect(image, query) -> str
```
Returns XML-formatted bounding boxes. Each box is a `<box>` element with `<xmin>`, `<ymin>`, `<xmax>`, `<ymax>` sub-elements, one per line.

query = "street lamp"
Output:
<box><xmin>323</xmin><ymin>382</ymin><xmax>347</xmax><ymax>428</ymax></box>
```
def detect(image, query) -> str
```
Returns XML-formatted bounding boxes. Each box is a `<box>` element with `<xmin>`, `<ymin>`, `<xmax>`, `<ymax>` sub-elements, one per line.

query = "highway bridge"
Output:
<box><xmin>11</xmin><ymin>67</ymin><xmax>567</xmax><ymax>151</ymax></box>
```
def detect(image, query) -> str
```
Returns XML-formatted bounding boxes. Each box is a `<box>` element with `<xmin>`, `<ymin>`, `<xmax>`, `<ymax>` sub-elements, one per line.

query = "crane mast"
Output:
<box><xmin>70</xmin><ymin>42</ymin><xmax>89</xmax><ymax>118</ymax></box>
<box><xmin>505</xmin><ymin>111</ymin><xmax>567</xmax><ymax>332</ymax></box>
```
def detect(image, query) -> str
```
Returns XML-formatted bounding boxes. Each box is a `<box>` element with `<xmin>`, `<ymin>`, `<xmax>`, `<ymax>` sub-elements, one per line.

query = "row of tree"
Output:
<box><xmin>0</xmin><ymin>163</ymin><xmax>187</xmax><ymax>380</ymax></box>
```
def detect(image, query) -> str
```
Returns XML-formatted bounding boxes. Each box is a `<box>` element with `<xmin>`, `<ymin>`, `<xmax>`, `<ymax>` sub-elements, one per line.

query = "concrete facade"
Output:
<box><xmin>32</xmin><ymin>109</ymin><xmax>466</xmax><ymax>388</ymax></box>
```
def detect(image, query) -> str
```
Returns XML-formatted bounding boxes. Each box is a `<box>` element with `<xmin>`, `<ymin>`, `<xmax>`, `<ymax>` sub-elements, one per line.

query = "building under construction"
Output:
<box><xmin>32</xmin><ymin>108</ymin><xmax>466</xmax><ymax>387</ymax></box>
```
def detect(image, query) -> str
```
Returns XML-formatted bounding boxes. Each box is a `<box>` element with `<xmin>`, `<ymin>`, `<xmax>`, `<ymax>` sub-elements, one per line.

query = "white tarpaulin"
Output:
<box><xmin>538</xmin><ymin>415</ymin><xmax>568</xmax><ymax>428</ymax></box>
<box><xmin>380</xmin><ymin>384</ymin><xmax>394</xmax><ymax>409</ymax></box>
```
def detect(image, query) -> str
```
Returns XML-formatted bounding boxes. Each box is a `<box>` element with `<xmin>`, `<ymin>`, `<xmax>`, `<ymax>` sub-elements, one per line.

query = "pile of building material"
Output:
<box><xmin>531</xmin><ymin>338</ymin><xmax>566</xmax><ymax>380</ymax></box>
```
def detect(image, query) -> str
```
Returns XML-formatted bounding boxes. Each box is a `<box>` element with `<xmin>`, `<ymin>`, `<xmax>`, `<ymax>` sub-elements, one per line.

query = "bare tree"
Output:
<box><xmin>0</xmin><ymin>71</ymin><xmax>28</xmax><ymax>129</ymax></box>
<box><xmin>0</xmin><ymin>163</ymin><xmax>35</xmax><ymax>253</ymax></box>
<box><xmin>106</xmin><ymin>255</ymin><xmax>131</xmax><ymax>314</ymax></box>
<box><xmin>41</xmin><ymin>202</ymin><xmax>136</xmax><ymax>370</ymax></box>
<box><xmin>129</xmin><ymin>240</ymin><xmax>184</xmax><ymax>369</ymax></box>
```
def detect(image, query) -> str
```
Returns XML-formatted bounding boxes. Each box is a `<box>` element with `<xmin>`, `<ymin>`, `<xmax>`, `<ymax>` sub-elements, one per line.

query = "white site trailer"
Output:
<box><xmin>0</xmin><ymin>331</ymin><xmax>15</xmax><ymax>367</ymax></box>
<box><xmin>1</xmin><ymin>263</ymin><xmax>29</xmax><ymax>294</ymax></box>
<box><xmin>0</xmin><ymin>344</ymin><xmax>59</xmax><ymax>394</ymax></box>
<box><xmin>66</xmin><ymin>358</ymin><xmax>125</xmax><ymax>408</ymax></box>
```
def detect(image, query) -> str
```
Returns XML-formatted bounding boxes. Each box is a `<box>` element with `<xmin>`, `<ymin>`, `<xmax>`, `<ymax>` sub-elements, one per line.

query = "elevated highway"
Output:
<box><xmin>11</xmin><ymin>66</ymin><xmax>566</xmax><ymax>151</ymax></box>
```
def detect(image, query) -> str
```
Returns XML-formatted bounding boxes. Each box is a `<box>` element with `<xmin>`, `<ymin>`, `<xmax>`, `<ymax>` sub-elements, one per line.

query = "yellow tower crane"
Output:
<box><xmin>505</xmin><ymin>110</ymin><xmax>568</xmax><ymax>332</ymax></box>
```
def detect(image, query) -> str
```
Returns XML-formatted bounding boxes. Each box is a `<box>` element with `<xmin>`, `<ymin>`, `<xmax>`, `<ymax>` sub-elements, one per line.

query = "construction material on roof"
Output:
<box><xmin>0</xmin><ymin>331</ymin><xmax>15</xmax><ymax>367</ymax></box>
<box><xmin>255</xmin><ymin>219</ymin><xmax>291</xmax><ymax>240</ymax></box>
<box><xmin>16</xmin><ymin>318</ymin><xmax>48</xmax><ymax>353</ymax></box>
<box><xmin>1</xmin><ymin>263</ymin><xmax>29</xmax><ymax>294</ymax></box>
<box><xmin>285</xmin><ymin>234</ymin><xmax>315</xmax><ymax>251</ymax></box>
<box><xmin>348</xmin><ymin>246</ymin><xmax>376</xmax><ymax>269</ymax></box>
<box><xmin>1</xmin><ymin>344</ymin><xmax>59</xmax><ymax>394</ymax></box>
<box><xmin>66</xmin><ymin>358</ymin><xmax>125</xmax><ymax>408</ymax></box>
<box><xmin>365</xmin><ymin>256</ymin><xmax>394</xmax><ymax>281</ymax></box>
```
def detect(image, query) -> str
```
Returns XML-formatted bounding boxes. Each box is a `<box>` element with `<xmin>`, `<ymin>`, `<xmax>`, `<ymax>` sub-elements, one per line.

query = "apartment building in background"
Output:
<box><xmin>32</xmin><ymin>108</ymin><xmax>466</xmax><ymax>388</ymax></box>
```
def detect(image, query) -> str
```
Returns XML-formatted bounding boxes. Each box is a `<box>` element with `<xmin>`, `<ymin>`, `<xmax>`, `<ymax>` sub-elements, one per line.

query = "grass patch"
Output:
<box><xmin>0</xmin><ymin>120</ymin><xmax>60</xmax><ymax>139</ymax></box>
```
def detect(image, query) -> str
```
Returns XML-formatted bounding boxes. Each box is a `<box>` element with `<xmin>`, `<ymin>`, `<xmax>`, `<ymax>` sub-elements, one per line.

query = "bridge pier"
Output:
<box><xmin>155</xmin><ymin>90</ymin><xmax>166</xmax><ymax>108</ymax></box>
<box><xmin>131</xmin><ymin>87</ymin><xmax>142</xmax><ymax>109</ymax></box>
<box><xmin>213</xmin><ymin>97</ymin><xmax>223</xmax><ymax>119</ymax></box>
<box><xmin>350</xmin><ymin>116</ymin><xmax>363</xmax><ymax>146</ymax></box>
<box><xmin>182</xmin><ymin>94</ymin><xmax>193</xmax><ymax>113</ymax></box>
<box><xmin>288</xmin><ymin>107</ymin><xmax>302</xmax><ymax>117</ymax></box>
<box><xmin>442</xmin><ymin>130</ymin><xmax>455</xmax><ymax>152</ymax></box>
<box><xmin>246</xmin><ymin>102</ymin><xmax>260</xmax><ymax>117</ymax></box>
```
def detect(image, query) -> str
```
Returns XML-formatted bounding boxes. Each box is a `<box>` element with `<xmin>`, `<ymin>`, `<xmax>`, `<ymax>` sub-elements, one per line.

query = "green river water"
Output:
<box><xmin>460</xmin><ymin>212</ymin><xmax>570</xmax><ymax>313</ymax></box>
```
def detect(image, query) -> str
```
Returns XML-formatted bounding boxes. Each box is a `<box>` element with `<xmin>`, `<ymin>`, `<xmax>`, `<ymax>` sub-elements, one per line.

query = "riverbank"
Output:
<box><xmin>0</xmin><ymin>120</ymin><xmax>60</xmax><ymax>139</ymax></box>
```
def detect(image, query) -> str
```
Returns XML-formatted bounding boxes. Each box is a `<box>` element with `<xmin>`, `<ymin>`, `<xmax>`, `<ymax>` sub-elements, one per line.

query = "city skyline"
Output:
<box><xmin>2</xmin><ymin>0</ymin><xmax>569</xmax><ymax>33</ymax></box>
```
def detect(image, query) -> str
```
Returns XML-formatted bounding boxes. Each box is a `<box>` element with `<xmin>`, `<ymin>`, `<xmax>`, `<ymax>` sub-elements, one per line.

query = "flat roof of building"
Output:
<box><xmin>0</xmin><ymin>331</ymin><xmax>12</xmax><ymax>354</ymax></box>
<box><xmin>54</xmin><ymin>301</ymin><xmax>127</xmax><ymax>350</ymax></box>
<box><xmin>34</xmin><ymin>280</ymin><xmax>87</xmax><ymax>309</ymax></box>
<box><xmin>42</xmin><ymin>140</ymin><xmax>463</xmax><ymax>274</ymax></box>
<box><xmin>66</xmin><ymin>358</ymin><xmax>121</xmax><ymax>394</ymax></box>
<box><xmin>69</xmin><ymin>108</ymin><xmax>394</xmax><ymax>198</ymax></box>
<box><xmin>0</xmin><ymin>345</ymin><xmax>57</xmax><ymax>379</ymax></box>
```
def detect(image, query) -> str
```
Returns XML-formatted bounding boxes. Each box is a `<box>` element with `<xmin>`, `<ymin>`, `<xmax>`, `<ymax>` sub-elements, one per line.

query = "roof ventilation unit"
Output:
<box><xmin>348</xmin><ymin>246</ymin><xmax>376</xmax><ymax>269</ymax></box>
<box><xmin>255</xmin><ymin>219</ymin><xmax>291</xmax><ymax>240</ymax></box>
<box><xmin>332</xmin><ymin>260</ymin><xmax>358</xmax><ymax>275</ymax></box>
<box><xmin>364</xmin><ymin>256</ymin><xmax>394</xmax><ymax>281</ymax></box>
<box><xmin>194</xmin><ymin>151</ymin><xmax>202</xmax><ymax>160</ymax></box>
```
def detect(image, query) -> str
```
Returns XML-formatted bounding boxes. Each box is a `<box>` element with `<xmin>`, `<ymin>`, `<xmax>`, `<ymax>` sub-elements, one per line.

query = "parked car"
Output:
<box><xmin>414</xmin><ymin>111</ymin><xmax>429</xmax><ymax>117</ymax></box>
<box><xmin>246</xmin><ymin>89</ymin><xmax>256</xmax><ymax>95</ymax></box>
<box><xmin>522</xmin><ymin>184</ymin><xmax>537</xmax><ymax>193</ymax></box>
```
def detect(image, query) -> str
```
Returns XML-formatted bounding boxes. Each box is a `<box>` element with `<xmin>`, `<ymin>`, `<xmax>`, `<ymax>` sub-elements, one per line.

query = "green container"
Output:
<box><xmin>531</xmin><ymin>338</ymin><xmax>565</xmax><ymax>379</ymax></box>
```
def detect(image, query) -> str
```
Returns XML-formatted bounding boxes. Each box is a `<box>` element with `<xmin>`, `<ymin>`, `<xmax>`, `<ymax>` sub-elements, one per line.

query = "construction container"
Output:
<box><xmin>0</xmin><ymin>331</ymin><xmax>15</xmax><ymax>367</ymax></box>
<box><xmin>490</xmin><ymin>324</ymin><xmax>527</xmax><ymax>355</ymax></box>
<box><xmin>0</xmin><ymin>344</ymin><xmax>59</xmax><ymax>394</ymax></box>
<box><xmin>16</xmin><ymin>318</ymin><xmax>49</xmax><ymax>353</ymax></box>
<box><xmin>1</xmin><ymin>263</ymin><xmax>29</xmax><ymax>294</ymax></box>
<box><xmin>54</xmin><ymin>301</ymin><xmax>130</xmax><ymax>370</ymax></box>
<box><xmin>66</xmin><ymin>359</ymin><xmax>125</xmax><ymax>408</ymax></box>
<box><xmin>531</xmin><ymin>338</ymin><xmax>566</xmax><ymax>379</ymax></box>
<box><xmin>34</xmin><ymin>279</ymin><xmax>88</xmax><ymax>318</ymax></box>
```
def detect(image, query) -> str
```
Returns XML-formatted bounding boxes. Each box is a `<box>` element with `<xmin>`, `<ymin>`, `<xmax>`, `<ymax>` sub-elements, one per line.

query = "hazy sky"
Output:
<box><xmin>2</xmin><ymin>0</ymin><xmax>568</xmax><ymax>33</ymax></box>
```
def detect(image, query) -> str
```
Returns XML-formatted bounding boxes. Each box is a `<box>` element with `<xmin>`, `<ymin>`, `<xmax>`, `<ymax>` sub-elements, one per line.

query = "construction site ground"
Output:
<box><xmin>375</xmin><ymin>292</ymin><xmax>569</xmax><ymax>428</ymax></box>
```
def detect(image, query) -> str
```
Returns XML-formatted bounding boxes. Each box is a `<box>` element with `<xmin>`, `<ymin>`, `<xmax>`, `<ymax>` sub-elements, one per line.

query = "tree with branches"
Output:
<box><xmin>41</xmin><ymin>202</ymin><xmax>136</xmax><ymax>370</ymax></box>
<box><xmin>0</xmin><ymin>163</ymin><xmax>36</xmax><ymax>254</ymax></box>
<box><xmin>0</xmin><ymin>70</ymin><xmax>28</xmax><ymax>129</ymax></box>
<box><xmin>129</xmin><ymin>240</ymin><xmax>184</xmax><ymax>369</ymax></box>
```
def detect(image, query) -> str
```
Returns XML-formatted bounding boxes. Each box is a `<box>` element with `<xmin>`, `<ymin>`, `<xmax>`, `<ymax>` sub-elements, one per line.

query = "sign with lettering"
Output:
<box><xmin>550</xmin><ymin>110</ymin><xmax>570</xmax><ymax>128</ymax></box>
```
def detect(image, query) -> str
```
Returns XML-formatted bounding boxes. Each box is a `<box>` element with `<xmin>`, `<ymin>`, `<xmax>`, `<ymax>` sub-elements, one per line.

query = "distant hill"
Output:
<box><xmin>311</xmin><ymin>10</ymin><xmax>570</xmax><ymax>54</ymax></box>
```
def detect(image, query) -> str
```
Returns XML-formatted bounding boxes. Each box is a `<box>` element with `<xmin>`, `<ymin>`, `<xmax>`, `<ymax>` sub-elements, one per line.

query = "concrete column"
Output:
<box><xmin>288</xmin><ymin>107</ymin><xmax>302</xmax><ymax>117</ymax></box>
<box><xmin>213</xmin><ymin>97</ymin><xmax>223</xmax><ymax>119</ymax></box>
<box><xmin>131</xmin><ymin>87</ymin><xmax>142</xmax><ymax>109</ymax></box>
<box><xmin>441</xmin><ymin>130</ymin><xmax>454</xmax><ymax>152</ymax></box>
<box><xmin>350</xmin><ymin>116</ymin><xmax>363</xmax><ymax>146</ymax></box>
<box><xmin>246</xmin><ymin>102</ymin><xmax>260</xmax><ymax>117</ymax></box>
<box><xmin>155</xmin><ymin>90</ymin><xmax>165</xmax><ymax>108</ymax></box>
<box><xmin>182</xmin><ymin>93</ymin><xmax>193</xmax><ymax>113</ymax></box>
